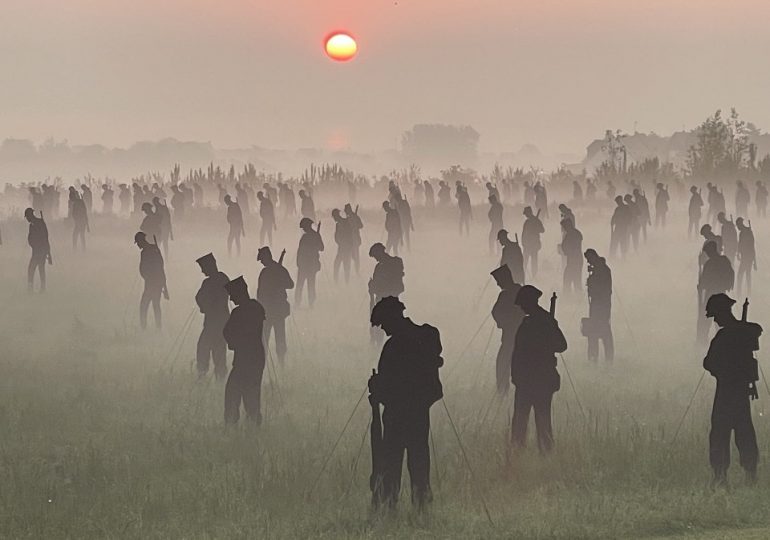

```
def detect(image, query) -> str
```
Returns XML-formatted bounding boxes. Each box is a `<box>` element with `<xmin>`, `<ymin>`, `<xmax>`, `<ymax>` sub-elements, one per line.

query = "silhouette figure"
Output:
<box><xmin>135</xmin><ymin>232</ymin><xmax>168</xmax><ymax>330</ymax></box>
<box><xmin>368</xmin><ymin>297</ymin><xmax>443</xmax><ymax>510</ymax></box>
<box><xmin>633</xmin><ymin>188</ymin><xmax>651</xmax><ymax>242</ymax></box>
<box><xmin>119</xmin><ymin>184</ymin><xmax>131</xmax><ymax>215</ymax></box>
<box><xmin>735</xmin><ymin>218</ymin><xmax>756</xmax><ymax>296</ymax></box>
<box><xmin>332</xmin><ymin>209</ymin><xmax>354</xmax><ymax>283</ymax></box>
<box><xmin>511</xmin><ymin>285</ymin><xmax>567</xmax><ymax>453</ymax></box>
<box><xmin>456</xmin><ymin>182</ymin><xmax>472</xmax><ymax>236</ymax></box>
<box><xmin>344</xmin><ymin>203</ymin><xmax>363</xmax><ymax>275</ymax></box>
<box><xmin>755</xmin><ymin>181</ymin><xmax>768</xmax><ymax>218</ymax></box>
<box><xmin>583</xmin><ymin>249</ymin><xmax>613</xmax><ymax>362</ymax></box>
<box><xmin>70</xmin><ymin>190</ymin><xmax>89</xmax><ymax>251</ymax></box>
<box><xmin>139</xmin><ymin>202</ymin><xmax>161</xmax><ymax>242</ymax></box>
<box><xmin>437</xmin><ymin>181</ymin><xmax>450</xmax><ymax>207</ymax></box>
<box><xmin>25</xmin><ymin>208</ymin><xmax>52</xmax><ymax>292</ymax></box>
<box><xmin>610</xmin><ymin>195</ymin><xmax>630</xmax><ymax>258</ymax></box>
<box><xmin>534</xmin><ymin>182</ymin><xmax>549</xmax><ymax>219</ymax></box>
<box><xmin>257</xmin><ymin>191</ymin><xmax>276</xmax><ymax>245</ymax></box>
<box><xmin>717</xmin><ymin>212</ymin><xmax>737</xmax><ymax>263</ymax></box>
<box><xmin>703</xmin><ymin>294</ymin><xmax>761</xmax><ymax>486</ymax></box>
<box><xmin>195</xmin><ymin>253</ymin><xmax>230</xmax><ymax>380</ymax></box>
<box><xmin>521</xmin><ymin>206</ymin><xmax>544</xmax><ymax>278</ymax></box>
<box><xmin>497</xmin><ymin>229</ymin><xmax>525</xmax><ymax>284</ymax></box>
<box><xmin>299</xmin><ymin>189</ymin><xmax>316</xmax><ymax>220</ymax></box>
<box><xmin>279</xmin><ymin>182</ymin><xmax>296</xmax><ymax>218</ymax></box>
<box><xmin>223</xmin><ymin>276</ymin><xmax>267</xmax><ymax>425</ymax></box>
<box><xmin>624</xmin><ymin>193</ymin><xmax>641</xmax><ymax>252</ymax></box>
<box><xmin>697</xmin><ymin>241</ymin><xmax>735</xmax><ymax>344</ymax></box>
<box><xmin>296</xmin><ymin>218</ymin><xmax>324</xmax><ymax>307</ymax></box>
<box><xmin>257</xmin><ymin>247</ymin><xmax>294</xmax><ymax>362</ymax></box>
<box><xmin>101</xmin><ymin>184</ymin><xmax>114</xmax><ymax>215</ymax></box>
<box><xmin>81</xmin><ymin>184</ymin><xmax>93</xmax><ymax>214</ymax></box>
<box><xmin>395</xmin><ymin>195</ymin><xmax>414</xmax><ymax>250</ymax></box>
<box><xmin>735</xmin><ymin>180</ymin><xmax>750</xmax><ymax>218</ymax></box>
<box><xmin>225</xmin><ymin>195</ymin><xmax>245</xmax><ymax>257</ymax></box>
<box><xmin>153</xmin><ymin>196</ymin><xmax>173</xmax><ymax>256</ymax></box>
<box><xmin>491</xmin><ymin>265</ymin><xmax>523</xmax><ymax>395</ymax></box>
<box><xmin>655</xmin><ymin>183</ymin><xmax>669</xmax><ymax>228</ymax></box>
<box><xmin>488</xmin><ymin>195</ymin><xmax>504</xmax><ymax>254</ymax></box>
<box><xmin>368</xmin><ymin>243</ymin><xmax>405</xmax><ymax>345</ymax></box>
<box><xmin>560</xmin><ymin>218</ymin><xmax>583</xmax><ymax>294</ymax></box>
<box><xmin>688</xmin><ymin>186</ymin><xmax>704</xmax><ymax>238</ymax></box>
<box><xmin>423</xmin><ymin>180</ymin><xmax>435</xmax><ymax>209</ymax></box>
<box><xmin>558</xmin><ymin>203</ymin><xmax>575</xmax><ymax>228</ymax></box>
<box><xmin>170</xmin><ymin>184</ymin><xmax>186</xmax><ymax>218</ymax></box>
<box><xmin>383</xmin><ymin>201</ymin><xmax>403</xmax><ymax>255</ymax></box>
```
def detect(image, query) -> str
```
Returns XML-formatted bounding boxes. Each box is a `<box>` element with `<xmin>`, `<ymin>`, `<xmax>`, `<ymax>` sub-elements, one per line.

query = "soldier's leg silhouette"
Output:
<box><xmin>709</xmin><ymin>385</ymin><xmax>735</xmax><ymax>482</ymax></box>
<box><xmin>197</xmin><ymin>325</ymin><xmax>226</xmax><ymax>378</ymax></box>
<box><xmin>405</xmin><ymin>407</ymin><xmax>432</xmax><ymax>508</ymax></box>
<box><xmin>403</xmin><ymin>228</ymin><xmax>410</xmax><ymax>250</ymax></box>
<box><xmin>150</xmin><ymin>289</ymin><xmax>162</xmax><ymax>329</ymax></box>
<box><xmin>333</xmin><ymin>250</ymin><xmax>342</xmax><ymax>282</ymax></box>
<box><xmin>381</xmin><ymin>408</ymin><xmax>407</xmax><ymax>508</ymax></box>
<box><xmin>196</xmin><ymin>327</ymin><xmax>212</xmax><ymax>376</ymax></box>
<box><xmin>533</xmin><ymin>391</ymin><xmax>554</xmax><ymax>453</ymax></box>
<box><xmin>342</xmin><ymin>253</ymin><xmax>351</xmax><ymax>283</ymax></box>
<box><xmin>733</xmin><ymin>393</ymin><xmax>759</xmax><ymax>479</ymax></box>
<box><xmin>224</xmin><ymin>365</ymin><xmax>245</xmax><ymax>424</ymax></box>
<box><xmin>295</xmin><ymin>269</ymin><xmax>306</xmax><ymax>306</ymax></box>
<box><xmin>511</xmin><ymin>387</ymin><xmax>534</xmax><ymax>447</ymax></box>
<box><xmin>587</xmin><ymin>334</ymin><xmax>599</xmax><ymax>362</ymax></box>
<box><xmin>28</xmin><ymin>253</ymin><xmax>46</xmax><ymax>292</ymax></box>
<box><xmin>274</xmin><ymin>318</ymin><xmax>287</xmax><ymax>361</ymax></box>
<box><xmin>241</xmin><ymin>362</ymin><xmax>265</xmax><ymax>425</ymax></box>
<box><xmin>531</xmin><ymin>250</ymin><xmax>539</xmax><ymax>278</ymax></box>
<box><xmin>139</xmin><ymin>285</ymin><xmax>151</xmax><ymax>330</ymax></box>
<box><xmin>212</xmin><ymin>331</ymin><xmax>227</xmax><ymax>379</ymax></box>
<box><xmin>496</xmin><ymin>336</ymin><xmax>514</xmax><ymax>395</ymax></box>
<box><xmin>601</xmin><ymin>324</ymin><xmax>614</xmax><ymax>362</ymax></box>
<box><xmin>610</xmin><ymin>232</ymin><xmax>618</xmax><ymax>257</ymax></box>
<box><xmin>307</xmin><ymin>272</ymin><xmax>317</xmax><ymax>306</ymax></box>
<box><xmin>351</xmin><ymin>246</ymin><xmax>360</xmax><ymax>275</ymax></box>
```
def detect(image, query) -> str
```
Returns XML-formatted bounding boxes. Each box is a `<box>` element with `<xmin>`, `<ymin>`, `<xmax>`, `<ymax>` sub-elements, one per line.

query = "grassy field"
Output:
<box><xmin>1</xmin><ymin>205</ymin><xmax>769</xmax><ymax>539</ymax></box>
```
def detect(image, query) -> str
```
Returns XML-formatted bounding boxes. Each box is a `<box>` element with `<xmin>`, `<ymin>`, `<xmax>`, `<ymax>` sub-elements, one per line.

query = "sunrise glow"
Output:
<box><xmin>325</xmin><ymin>32</ymin><xmax>357</xmax><ymax>62</ymax></box>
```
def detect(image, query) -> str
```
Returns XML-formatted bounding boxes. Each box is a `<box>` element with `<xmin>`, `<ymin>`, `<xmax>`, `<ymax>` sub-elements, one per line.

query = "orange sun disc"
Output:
<box><xmin>325</xmin><ymin>32</ymin><xmax>357</xmax><ymax>62</ymax></box>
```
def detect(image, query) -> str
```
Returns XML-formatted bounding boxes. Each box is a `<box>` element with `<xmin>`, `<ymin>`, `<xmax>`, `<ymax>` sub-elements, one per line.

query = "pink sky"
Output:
<box><xmin>1</xmin><ymin>0</ymin><xmax>769</xmax><ymax>155</ymax></box>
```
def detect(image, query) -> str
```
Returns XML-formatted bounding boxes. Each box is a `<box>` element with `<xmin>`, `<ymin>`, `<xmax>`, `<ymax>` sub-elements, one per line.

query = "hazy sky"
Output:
<box><xmin>1</xmin><ymin>0</ymin><xmax>769</xmax><ymax>155</ymax></box>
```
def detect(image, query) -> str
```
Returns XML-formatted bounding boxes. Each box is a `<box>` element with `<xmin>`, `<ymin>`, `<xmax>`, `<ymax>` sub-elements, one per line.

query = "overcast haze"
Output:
<box><xmin>2</xmin><ymin>0</ymin><xmax>769</xmax><ymax>154</ymax></box>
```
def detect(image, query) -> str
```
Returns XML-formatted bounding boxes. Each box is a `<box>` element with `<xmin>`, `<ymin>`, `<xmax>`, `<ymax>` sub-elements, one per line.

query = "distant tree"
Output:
<box><xmin>687</xmin><ymin>108</ymin><xmax>751</xmax><ymax>179</ymax></box>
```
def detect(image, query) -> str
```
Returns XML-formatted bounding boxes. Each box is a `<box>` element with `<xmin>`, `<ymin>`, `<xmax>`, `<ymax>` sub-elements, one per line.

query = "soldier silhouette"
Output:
<box><xmin>70</xmin><ymin>190</ymin><xmax>89</xmax><ymax>251</ymax></box>
<box><xmin>703</xmin><ymin>294</ymin><xmax>761</xmax><ymax>486</ymax></box>
<box><xmin>135</xmin><ymin>232</ymin><xmax>168</xmax><ymax>330</ymax></box>
<box><xmin>521</xmin><ymin>206</ymin><xmax>544</xmax><ymax>278</ymax></box>
<box><xmin>257</xmin><ymin>191</ymin><xmax>277</xmax><ymax>245</ymax></box>
<box><xmin>511</xmin><ymin>285</ymin><xmax>567</xmax><ymax>453</ymax></box>
<box><xmin>368</xmin><ymin>297</ymin><xmax>443</xmax><ymax>510</ymax></box>
<box><xmin>717</xmin><ymin>212</ymin><xmax>737</xmax><ymax>263</ymax></box>
<box><xmin>755</xmin><ymin>181</ymin><xmax>768</xmax><ymax>218</ymax></box>
<box><xmin>81</xmin><ymin>183</ymin><xmax>93</xmax><ymax>214</ymax></box>
<box><xmin>437</xmin><ymin>181</ymin><xmax>450</xmax><ymax>207</ymax></box>
<box><xmin>332</xmin><ymin>209</ymin><xmax>354</xmax><ymax>283</ymax></box>
<box><xmin>423</xmin><ymin>180</ymin><xmax>435</xmax><ymax>209</ymax></box>
<box><xmin>491</xmin><ymin>265</ymin><xmax>524</xmax><ymax>395</ymax></box>
<box><xmin>610</xmin><ymin>195</ymin><xmax>630</xmax><ymax>258</ymax></box>
<box><xmin>195</xmin><ymin>253</ymin><xmax>230</xmax><ymax>380</ymax></box>
<box><xmin>633</xmin><ymin>188</ymin><xmax>651</xmax><ymax>242</ymax></box>
<box><xmin>119</xmin><ymin>184</ymin><xmax>131</xmax><ymax>215</ymax></box>
<box><xmin>344</xmin><ymin>203</ymin><xmax>363</xmax><ymax>275</ymax></box>
<box><xmin>101</xmin><ymin>184</ymin><xmax>114</xmax><ymax>215</ymax></box>
<box><xmin>224</xmin><ymin>195</ymin><xmax>245</xmax><ymax>257</ymax></box>
<box><xmin>296</xmin><ymin>218</ymin><xmax>324</xmax><ymax>307</ymax></box>
<box><xmin>257</xmin><ymin>247</ymin><xmax>294</xmax><ymax>362</ymax></box>
<box><xmin>299</xmin><ymin>189</ymin><xmax>316</xmax><ymax>220</ymax></box>
<box><xmin>368</xmin><ymin>243</ymin><xmax>405</xmax><ymax>346</ymax></box>
<box><xmin>560</xmin><ymin>218</ymin><xmax>583</xmax><ymax>294</ymax></box>
<box><xmin>697</xmin><ymin>241</ymin><xmax>735</xmax><ymax>344</ymax></box>
<box><xmin>497</xmin><ymin>229</ymin><xmax>525</xmax><ymax>284</ymax></box>
<box><xmin>735</xmin><ymin>180</ymin><xmax>750</xmax><ymax>218</ymax></box>
<box><xmin>139</xmin><ymin>202</ymin><xmax>161</xmax><ymax>242</ymax></box>
<box><xmin>153</xmin><ymin>196</ymin><xmax>173</xmax><ymax>256</ymax></box>
<box><xmin>735</xmin><ymin>218</ymin><xmax>756</xmax><ymax>297</ymax></box>
<box><xmin>655</xmin><ymin>183</ymin><xmax>669</xmax><ymax>228</ymax></box>
<box><xmin>583</xmin><ymin>249</ymin><xmax>614</xmax><ymax>362</ymax></box>
<box><xmin>25</xmin><ymin>208</ymin><xmax>52</xmax><ymax>293</ymax></box>
<box><xmin>456</xmin><ymin>183</ymin><xmax>472</xmax><ymax>236</ymax></box>
<box><xmin>383</xmin><ymin>201</ymin><xmax>403</xmax><ymax>255</ymax></box>
<box><xmin>688</xmin><ymin>186</ymin><xmax>704</xmax><ymax>239</ymax></box>
<box><xmin>223</xmin><ymin>276</ymin><xmax>267</xmax><ymax>425</ymax></box>
<box><xmin>558</xmin><ymin>203</ymin><xmax>575</xmax><ymax>228</ymax></box>
<box><xmin>488</xmin><ymin>195</ymin><xmax>504</xmax><ymax>254</ymax></box>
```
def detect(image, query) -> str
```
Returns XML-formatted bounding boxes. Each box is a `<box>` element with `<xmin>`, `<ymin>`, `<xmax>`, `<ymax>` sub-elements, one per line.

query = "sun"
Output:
<box><xmin>325</xmin><ymin>32</ymin><xmax>357</xmax><ymax>62</ymax></box>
